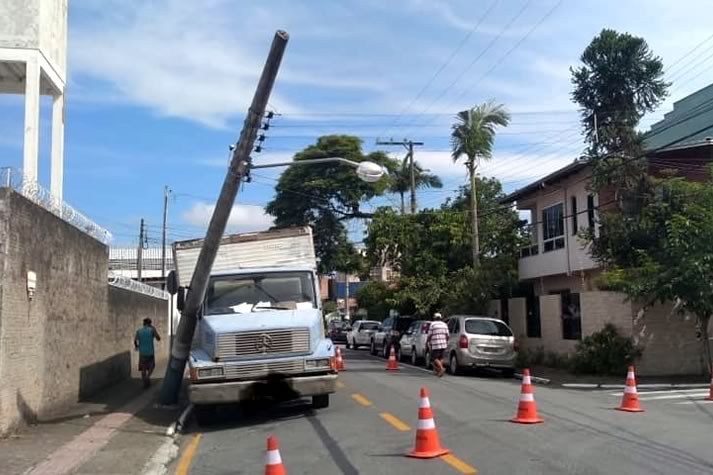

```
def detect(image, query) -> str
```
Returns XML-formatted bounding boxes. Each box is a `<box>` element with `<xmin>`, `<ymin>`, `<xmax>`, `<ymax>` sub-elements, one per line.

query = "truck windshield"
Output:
<box><xmin>205</xmin><ymin>272</ymin><xmax>317</xmax><ymax>315</ymax></box>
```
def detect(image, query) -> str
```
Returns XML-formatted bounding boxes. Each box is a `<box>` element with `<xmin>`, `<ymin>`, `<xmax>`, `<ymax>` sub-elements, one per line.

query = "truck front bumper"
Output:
<box><xmin>189</xmin><ymin>373</ymin><xmax>338</xmax><ymax>405</ymax></box>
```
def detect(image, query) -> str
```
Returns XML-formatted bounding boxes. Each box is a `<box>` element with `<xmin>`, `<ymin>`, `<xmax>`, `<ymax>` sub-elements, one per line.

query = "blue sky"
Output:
<box><xmin>2</xmin><ymin>0</ymin><xmax>713</xmax><ymax>246</ymax></box>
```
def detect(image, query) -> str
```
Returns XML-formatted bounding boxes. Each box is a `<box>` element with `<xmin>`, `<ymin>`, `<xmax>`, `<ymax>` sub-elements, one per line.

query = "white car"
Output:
<box><xmin>399</xmin><ymin>320</ymin><xmax>431</xmax><ymax>366</ymax></box>
<box><xmin>346</xmin><ymin>320</ymin><xmax>380</xmax><ymax>349</ymax></box>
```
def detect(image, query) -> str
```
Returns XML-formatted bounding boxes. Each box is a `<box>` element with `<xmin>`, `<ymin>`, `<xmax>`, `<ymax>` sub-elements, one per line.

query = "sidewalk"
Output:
<box><xmin>0</xmin><ymin>364</ymin><xmax>186</xmax><ymax>475</ymax></box>
<box><xmin>528</xmin><ymin>365</ymin><xmax>710</xmax><ymax>387</ymax></box>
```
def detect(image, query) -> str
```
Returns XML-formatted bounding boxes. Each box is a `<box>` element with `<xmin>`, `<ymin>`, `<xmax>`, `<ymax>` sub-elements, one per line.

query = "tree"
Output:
<box><xmin>571</xmin><ymin>29</ymin><xmax>668</xmax><ymax>191</ymax></box>
<box><xmin>265</xmin><ymin>135</ymin><xmax>397</xmax><ymax>273</ymax></box>
<box><xmin>388</xmin><ymin>159</ymin><xmax>443</xmax><ymax>214</ymax></box>
<box><xmin>589</xmin><ymin>175</ymin><xmax>713</xmax><ymax>376</ymax></box>
<box><xmin>450</xmin><ymin>101</ymin><xmax>510</xmax><ymax>266</ymax></box>
<box><xmin>355</xmin><ymin>281</ymin><xmax>394</xmax><ymax>321</ymax></box>
<box><xmin>365</xmin><ymin>177</ymin><xmax>525</xmax><ymax>316</ymax></box>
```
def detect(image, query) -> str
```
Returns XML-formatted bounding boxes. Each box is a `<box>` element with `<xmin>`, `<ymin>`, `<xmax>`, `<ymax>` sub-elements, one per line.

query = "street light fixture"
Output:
<box><xmin>250</xmin><ymin>156</ymin><xmax>387</xmax><ymax>182</ymax></box>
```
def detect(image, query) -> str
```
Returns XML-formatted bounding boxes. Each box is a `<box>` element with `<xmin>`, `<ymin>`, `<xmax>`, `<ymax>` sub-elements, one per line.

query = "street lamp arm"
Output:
<box><xmin>249</xmin><ymin>157</ymin><xmax>362</xmax><ymax>169</ymax></box>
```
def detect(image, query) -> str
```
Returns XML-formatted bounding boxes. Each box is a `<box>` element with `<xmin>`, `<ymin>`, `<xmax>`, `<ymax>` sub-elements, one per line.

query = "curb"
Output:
<box><xmin>562</xmin><ymin>382</ymin><xmax>710</xmax><ymax>390</ymax></box>
<box><xmin>514</xmin><ymin>373</ymin><xmax>551</xmax><ymax>385</ymax></box>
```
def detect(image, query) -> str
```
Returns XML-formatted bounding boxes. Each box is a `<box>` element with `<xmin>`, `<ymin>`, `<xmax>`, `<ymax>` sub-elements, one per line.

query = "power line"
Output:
<box><xmin>380</xmin><ymin>0</ymin><xmax>501</xmax><ymax>137</ymax></box>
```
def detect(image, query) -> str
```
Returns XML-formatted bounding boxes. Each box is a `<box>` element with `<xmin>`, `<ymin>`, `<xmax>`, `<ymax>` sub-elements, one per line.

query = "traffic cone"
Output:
<box><xmin>706</xmin><ymin>373</ymin><xmax>713</xmax><ymax>401</ymax></box>
<box><xmin>617</xmin><ymin>366</ymin><xmax>644</xmax><ymax>412</ymax></box>
<box><xmin>510</xmin><ymin>368</ymin><xmax>544</xmax><ymax>424</ymax></box>
<box><xmin>264</xmin><ymin>435</ymin><xmax>286</xmax><ymax>475</ymax></box>
<box><xmin>335</xmin><ymin>347</ymin><xmax>345</xmax><ymax>372</ymax></box>
<box><xmin>386</xmin><ymin>345</ymin><xmax>399</xmax><ymax>371</ymax></box>
<box><xmin>406</xmin><ymin>387</ymin><xmax>449</xmax><ymax>459</ymax></box>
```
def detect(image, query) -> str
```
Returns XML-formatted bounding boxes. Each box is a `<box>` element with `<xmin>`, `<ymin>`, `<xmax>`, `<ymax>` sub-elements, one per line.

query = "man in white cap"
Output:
<box><xmin>427</xmin><ymin>312</ymin><xmax>449</xmax><ymax>377</ymax></box>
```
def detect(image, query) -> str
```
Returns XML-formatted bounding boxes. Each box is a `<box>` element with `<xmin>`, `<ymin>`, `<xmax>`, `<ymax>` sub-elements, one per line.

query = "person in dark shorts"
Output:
<box><xmin>427</xmin><ymin>312</ymin><xmax>449</xmax><ymax>377</ymax></box>
<box><xmin>134</xmin><ymin>318</ymin><xmax>161</xmax><ymax>388</ymax></box>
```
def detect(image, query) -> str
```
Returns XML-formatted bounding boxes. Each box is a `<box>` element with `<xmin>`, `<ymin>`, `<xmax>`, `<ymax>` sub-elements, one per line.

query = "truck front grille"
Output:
<box><xmin>223</xmin><ymin>359</ymin><xmax>305</xmax><ymax>380</ymax></box>
<box><xmin>216</xmin><ymin>328</ymin><xmax>310</xmax><ymax>359</ymax></box>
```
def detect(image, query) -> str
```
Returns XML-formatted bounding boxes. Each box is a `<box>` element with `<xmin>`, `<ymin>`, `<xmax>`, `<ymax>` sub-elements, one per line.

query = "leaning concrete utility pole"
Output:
<box><xmin>159</xmin><ymin>30</ymin><xmax>289</xmax><ymax>405</ymax></box>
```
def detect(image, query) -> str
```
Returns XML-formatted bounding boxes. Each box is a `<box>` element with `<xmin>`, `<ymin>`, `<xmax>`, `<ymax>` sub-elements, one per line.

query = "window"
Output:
<box><xmin>526</xmin><ymin>295</ymin><xmax>541</xmax><ymax>338</ymax></box>
<box><xmin>587</xmin><ymin>194</ymin><xmax>596</xmax><ymax>230</ymax></box>
<box><xmin>542</xmin><ymin>203</ymin><xmax>565</xmax><ymax>252</ymax></box>
<box><xmin>550</xmin><ymin>290</ymin><xmax>582</xmax><ymax>340</ymax></box>
<box><xmin>465</xmin><ymin>319</ymin><xmax>513</xmax><ymax>337</ymax></box>
<box><xmin>571</xmin><ymin>196</ymin><xmax>578</xmax><ymax>235</ymax></box>
<box><xmin>205</xmin><ymin>271</ymin><xmax>316</xmax><ymax>315</ymax></box>
<box><xmin>361</xmin><ymin>322</ymin><xmax>379</xmax><ymax>331</ymax></box>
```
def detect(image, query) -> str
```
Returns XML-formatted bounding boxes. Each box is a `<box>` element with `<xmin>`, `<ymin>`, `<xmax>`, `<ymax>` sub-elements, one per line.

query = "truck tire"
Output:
<box><xmin>312</xmin><ymin>394</ymin><xmax>330</xmax><ymax>409</ymax></box>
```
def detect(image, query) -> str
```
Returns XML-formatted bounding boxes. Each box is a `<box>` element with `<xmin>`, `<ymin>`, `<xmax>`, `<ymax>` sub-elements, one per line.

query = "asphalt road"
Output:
<box><xmin>173</xmin><ymin>348</ymin><xmax>713</xmax><ymax>474</ymax></box>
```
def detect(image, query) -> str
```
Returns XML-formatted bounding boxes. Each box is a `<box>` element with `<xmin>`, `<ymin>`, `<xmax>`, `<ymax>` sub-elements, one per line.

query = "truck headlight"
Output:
<box><xmin>197</xmin><ymin>367</ymin><xmax>224</xmax><ymax>378</ymax></box>
<box><xmin>305</xmin><ymin>359</ymin><xmax>331</xmax><ymax>369</ymax></box>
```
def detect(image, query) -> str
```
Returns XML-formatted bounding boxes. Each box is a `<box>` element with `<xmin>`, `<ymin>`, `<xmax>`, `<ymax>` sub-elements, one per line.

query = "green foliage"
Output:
<box><xmin>265</xmin><ymin>135</ymin><xmax>398</xmax><ymax>273</ymax></box>
<box><xmin>450</xmin><ymin>101</ymin><xmax>511</xmax><ymax>165</ymax></box>
<box><xmin>365</xmin><ymin>177</ymin><xmax>525</xmax><ymax>317</ymax></box>
<box><xmin>571</xmin><ymin>324</ymin><xmax>641</xmax><ymax>375</ymax></box>
<box><xmin>571</xmin><ymin>28</ymin><xmax>669</xmax><ymax>163</ymax></box>
<box><xmin>322</xmin><ymin>300</ymin><xmax>338</xmax><ymax>316</ymax></box>
<box><xmin>355</xmin><ymin>281</ymin><xmax>394</xmax><ymax>321</ymax></box>
<box><xmin>388</xmin><ymin>159</ymin><xmax>443</xmax><ymax>214</ymax></box>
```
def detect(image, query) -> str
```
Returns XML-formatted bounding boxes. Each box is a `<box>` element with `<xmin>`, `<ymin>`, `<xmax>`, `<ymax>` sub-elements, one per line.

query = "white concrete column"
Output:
<box><xmin>23</xmin><ymin>56</ymin><xmax>41</xmax><ymax>184</ymax></box>
<box><xmin>50</xmin><ymin>92</ymin><xmax>65</xmax><ymax>204</ymax></box>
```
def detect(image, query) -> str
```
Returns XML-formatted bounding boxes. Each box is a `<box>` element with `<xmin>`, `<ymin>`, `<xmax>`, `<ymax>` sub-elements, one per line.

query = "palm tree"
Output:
<box><xmin>450</xmin><ymin>100</ymin><xmax>510</xmax><ymax>267</ymax></box>
<box><xmin>388</xmin><ymin>159</ymin><xmax>443</xmax><ymax>214</ymax></box>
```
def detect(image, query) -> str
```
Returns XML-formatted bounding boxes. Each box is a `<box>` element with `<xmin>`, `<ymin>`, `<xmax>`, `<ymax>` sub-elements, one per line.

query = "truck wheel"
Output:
<box><xmin>312</xmin><ymin>394</ymin><xmax>330</xmax><ymax>409</ymax></box>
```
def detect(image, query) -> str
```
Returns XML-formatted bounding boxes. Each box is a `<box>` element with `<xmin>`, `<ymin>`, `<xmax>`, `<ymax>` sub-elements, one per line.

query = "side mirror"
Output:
<box><xmin>166</xmin><ymin>270</ymin><xmax>178</xmax><ymax>295</ymax></box>
<box><xmin>177</xmin><ymin>286</ymin><xmax>186</xmax><ymax>311</ymax></box>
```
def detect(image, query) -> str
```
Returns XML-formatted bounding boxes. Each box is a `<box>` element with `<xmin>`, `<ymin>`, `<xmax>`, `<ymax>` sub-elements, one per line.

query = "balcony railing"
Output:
<box><xmin>0</xmin><ymin>167</ymin><xmax>112</xmax><ymax>245</ymax></box>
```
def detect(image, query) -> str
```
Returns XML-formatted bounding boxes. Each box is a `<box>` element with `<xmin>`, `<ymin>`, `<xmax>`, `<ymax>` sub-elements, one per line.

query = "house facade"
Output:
<box><xmin>492</xmin><ymin>84</ymin><xmax>713</xmax><ymax>376</ymax></box>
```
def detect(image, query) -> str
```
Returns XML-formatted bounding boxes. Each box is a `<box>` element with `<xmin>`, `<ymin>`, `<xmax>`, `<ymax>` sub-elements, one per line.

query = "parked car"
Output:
<box><xmin>437</xmin><ymin>316</ymin><xmax>517</xmax><ymax>377</ymax></box>
<box><xmin>399</xmin><ymin>320</ymin><xmax>431</xmax><ymax>366</ymax></box>
<box><xmin>346</xmin><ymin>320</ymin><xmax>380</xmax><ymax>349</ymax></box>
<box><xmin>327</xmin><ymin>320</ymin><xmax>349</xmax><ymax>344</ymax></box>
<box><xmin>370</xmin><ymin>316</ymin><xmax>414</xmax><ymax>358</ymax></box>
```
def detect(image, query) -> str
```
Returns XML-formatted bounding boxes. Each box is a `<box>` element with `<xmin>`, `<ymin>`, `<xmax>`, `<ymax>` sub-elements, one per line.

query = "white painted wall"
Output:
<box><xmin>518</xmin><ymin>167</ymin><xmax>599</xmax><ymax>281</ymax></box>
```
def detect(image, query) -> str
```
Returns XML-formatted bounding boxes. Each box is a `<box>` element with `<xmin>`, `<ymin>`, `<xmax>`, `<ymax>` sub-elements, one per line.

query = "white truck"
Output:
<box><xmin>173</xmin><ymin>227</ymin><xmax>337</xmax><ymax>416</ymax></box>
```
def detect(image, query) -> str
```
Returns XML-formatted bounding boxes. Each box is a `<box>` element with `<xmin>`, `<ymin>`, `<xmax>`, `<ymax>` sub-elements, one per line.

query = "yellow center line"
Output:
<box><xmin>175</xmin><ymin>433</ymin><xmax>202</xmax><ymax>475</ymax></box>
<box><xmin>379</xmin><ymin>412</ymin><xmax>411</xmax><ymax>432</ymax></box>
<box><xmin>336</xmin><ymin>380</ymin><xmax>346</xmax><ymax>389</ymax></box>
<box><xmin>441</xmin><ymin>453</ymin><xmax>478</xmax><ymax>474</ymax></box>
<box><xmin>351</xmin><ymin>393</ymin><xmax>372</xmax><ymax>407</ymax></box>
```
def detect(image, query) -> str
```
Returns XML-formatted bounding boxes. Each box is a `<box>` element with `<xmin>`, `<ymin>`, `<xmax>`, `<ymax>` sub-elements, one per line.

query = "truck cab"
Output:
<box><xmin>174</xmin><ymin>228</ymin><xmax>337</xmax><ymax>411</ymax></box>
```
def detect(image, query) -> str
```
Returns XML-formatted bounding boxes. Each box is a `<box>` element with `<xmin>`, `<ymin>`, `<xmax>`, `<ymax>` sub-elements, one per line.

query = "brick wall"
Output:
<box><xmin>580</xmin><ymin>291</ymin><xmax>632</xmax><ymax>337</ymax></box>
<box><xmin>633</xmin><ymin>302</ymin><xmax>709</xmax><ymax>376</ymax></box>
<box><xmin>0</xmin><ymin>190</ymin><xmax>167</xmax><ymax>434</ymax></box>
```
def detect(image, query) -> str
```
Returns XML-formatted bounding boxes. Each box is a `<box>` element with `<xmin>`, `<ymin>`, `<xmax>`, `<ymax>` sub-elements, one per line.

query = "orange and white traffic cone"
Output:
<box><xmin>706</xmin><ymin>373</ymin><xmax>713</xmax><ymax>401</ymax></box>
<box><xmin>617</xmin><ymin>366</ymin><xmax>644</xmax><ymax>412</ymax></box>
<box><xmin>335</xmin><ymin>347</ymin><xmax>345</xmax><ymax>372</ymax></box>
<box><xmin>406</xmin><ymin>387</ymin><xmax>449</xmax><ymax>459</ymax></box>
<box><xmin>264</xmin><ymin>435</ymin><xmax>286</xmax><ymax>475</ymax></box>
<box><xmin>510</xmin><ymin>368</ymin><xmax>544</xmax><ymax>424</ymax></box>
<box><xmin>386</xmin><ymin>345</ymin><xmax>399</xmax><ymax>371</ymax></box>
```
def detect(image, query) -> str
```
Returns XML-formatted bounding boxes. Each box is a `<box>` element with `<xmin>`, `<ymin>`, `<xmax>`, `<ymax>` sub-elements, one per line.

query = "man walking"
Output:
<box><xmin>427</xmin><ymin>312</ymin><xmax>449</xmax><ymax>377</ymax></box>
<box><xmin>134</xmin><ymin>318</ymin><xmax>161</xmax><ymax>388</ymax></box>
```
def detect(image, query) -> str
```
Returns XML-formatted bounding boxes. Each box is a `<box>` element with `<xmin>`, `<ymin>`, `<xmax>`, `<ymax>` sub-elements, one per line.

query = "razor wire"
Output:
<box><xmin>108</xmin><ymin>271</ymin><xmax>170</xmax><ymax>300</ymax></box>
<box><xmin>0</xmin><ymin>167</ymin><xmax>113</xmax><ymax>244</ymax></box>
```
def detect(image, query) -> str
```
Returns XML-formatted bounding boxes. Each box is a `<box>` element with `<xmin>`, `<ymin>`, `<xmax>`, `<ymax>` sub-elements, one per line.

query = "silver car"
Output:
<box><xmin>398</xmin><ymin>320</ymin><xmax>431</xmax><ymax>366</ymax></box>
<box><xmin>443</xmin><ymin>316</ymin><xmax>518</xmax><ymax>377</ymax></box>
<box><xmin>346</xmin><ymin>320</ymin><xmax>380</xmax><ymax>350</ymax></box>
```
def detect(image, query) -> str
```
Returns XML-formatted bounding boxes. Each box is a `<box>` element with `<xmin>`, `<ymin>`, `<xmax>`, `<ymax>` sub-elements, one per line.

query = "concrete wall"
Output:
<box><xmin>508</xmin><ymin>298</ymin><xmax>527</xmax><ymax>341</ymax></box>
<box><xmin>0</xmin><ymin>0</ymin><xmax>67</xmax><ymax>72</ymax></box>
<box><xmin>0</xmin><ymin>0</ymin><xmax>41</xmax><ymax>49</ymax></box>
<box><xmin>580</xmin><ymin>291</ymin><xmax>632</xmax><ymax>338</ymax></box>
<box><xmin>0</xmin><ymin>190</ymin><xmax>167</xmax><ymax>434</ymax></box>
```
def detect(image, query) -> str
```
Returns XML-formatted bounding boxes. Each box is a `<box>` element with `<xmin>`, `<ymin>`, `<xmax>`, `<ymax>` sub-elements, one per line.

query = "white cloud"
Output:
<box><xmin>182</xmin><ymin>202</ymin><xmax>274</xmax><ymax>233</ymax></box>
